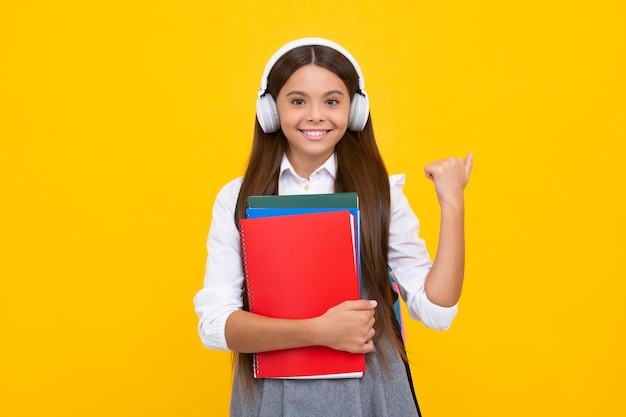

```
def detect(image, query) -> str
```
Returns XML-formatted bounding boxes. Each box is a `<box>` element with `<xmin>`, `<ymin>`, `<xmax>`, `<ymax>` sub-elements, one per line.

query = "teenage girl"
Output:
<box><xmin>194</xmin><ymin>37</ymin><xmax>473</xmax><ymax>417</ymax></box>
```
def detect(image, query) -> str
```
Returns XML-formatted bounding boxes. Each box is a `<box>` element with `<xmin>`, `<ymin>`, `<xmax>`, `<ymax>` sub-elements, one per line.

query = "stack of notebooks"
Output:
<box><xmin>239</xmin><ymin>192</ymin><xmax>364</xmax><ymax>379</ymax></box>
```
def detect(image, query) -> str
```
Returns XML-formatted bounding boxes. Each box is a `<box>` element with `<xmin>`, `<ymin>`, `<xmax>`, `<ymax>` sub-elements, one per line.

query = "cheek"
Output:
<box><xmin>277</xmin><ymin>111</ymin><xmax>298</xmax><ymax>128</ymax></box>
<box><xmin>334</xmin><ymin>108</ymin><xmax>350</xmax><ymax>128</ymax></box>
<box><xmin>275</xmin><ymin>102</ymin><xmax>297</xmax><ymax>123</ymax></box>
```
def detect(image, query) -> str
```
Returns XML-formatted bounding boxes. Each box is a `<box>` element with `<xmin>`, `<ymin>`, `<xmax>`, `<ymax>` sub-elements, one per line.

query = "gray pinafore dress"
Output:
<box><xmin>229</xmin><ymin>338</ymin><xmax>420</xmax><ymax>417</ymax></box>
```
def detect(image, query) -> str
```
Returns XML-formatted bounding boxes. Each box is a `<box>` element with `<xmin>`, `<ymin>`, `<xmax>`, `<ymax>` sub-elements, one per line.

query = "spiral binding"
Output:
<box><xmin>252</xmin><ymin>354</ymin><xmax>260</xmax><ymax>378</ymax></box>
<box><xmin>240</xmin><ymin>223</ymin><xmax>260</xmax><ymax>377</ymax></box>
<box><xmin>239</xmin><ymin>223</ymin><xmax>252</xmax><ymax>310</ymax></box>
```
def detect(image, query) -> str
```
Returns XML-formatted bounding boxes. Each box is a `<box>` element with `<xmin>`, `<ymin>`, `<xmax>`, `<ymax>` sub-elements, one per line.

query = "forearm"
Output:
<box><xmin>424</xmin><ymin>201</ymin><xmax>465</xmax><ymax>307</ymax></box>
<box><xmin>225</xmin><ymin>300</ymin><xmax>377</xmax><ymax>354</ymax></box>
<box><xmin>225</xmin><ymin>310</ymin><xmax>319</xmax><ymax>353</ymax></box>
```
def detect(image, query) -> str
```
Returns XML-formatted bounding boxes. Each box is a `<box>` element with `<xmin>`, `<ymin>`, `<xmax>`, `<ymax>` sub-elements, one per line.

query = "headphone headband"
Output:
<box><xmin>258</xmin><ymin>37</ymin><xmax>366</xmax><ymax>96</ymax></box>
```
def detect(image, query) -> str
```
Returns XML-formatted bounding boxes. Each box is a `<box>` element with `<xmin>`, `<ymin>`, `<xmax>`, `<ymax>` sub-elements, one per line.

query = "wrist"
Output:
<box><xmin>300</xmin><ymin>316</ymin><xmax>323</xmax><ymax>347</ymax></box>
<box><xmin>439</xmin><ymin>198</ymin><xmax>465</xmax><ymax>213</ymax></box>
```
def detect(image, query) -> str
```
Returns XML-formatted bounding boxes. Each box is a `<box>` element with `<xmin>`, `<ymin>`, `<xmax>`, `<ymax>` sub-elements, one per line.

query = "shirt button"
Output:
<box><xmin>304</xmin><ymin>184</ymin><xmax>310</xmax><ymax>191</ymax></box>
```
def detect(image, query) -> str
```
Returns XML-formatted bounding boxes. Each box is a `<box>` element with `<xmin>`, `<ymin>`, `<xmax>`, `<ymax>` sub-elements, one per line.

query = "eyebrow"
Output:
<box><xmin>285</xmin><ymin>90</ymin><xmax>345</xmax><ymax>97</ymax></box>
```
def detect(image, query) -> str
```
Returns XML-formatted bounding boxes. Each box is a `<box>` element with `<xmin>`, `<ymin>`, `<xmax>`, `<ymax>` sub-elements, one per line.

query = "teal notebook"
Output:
<box><xmin>247</xmin><ymin>192</ymin><xmax>358</xmax><ymax>209</ymax></box>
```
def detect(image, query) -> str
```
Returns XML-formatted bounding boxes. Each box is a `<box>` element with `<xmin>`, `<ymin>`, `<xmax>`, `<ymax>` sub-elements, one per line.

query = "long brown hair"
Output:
<box><xmin>233</xmin><ymin>45</ymin><xmax>404</xmax><ymax>391</ymax></box>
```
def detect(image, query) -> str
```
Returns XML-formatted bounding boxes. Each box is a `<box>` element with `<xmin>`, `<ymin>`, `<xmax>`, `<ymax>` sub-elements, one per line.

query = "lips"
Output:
<box><xmin>300</xmin><ymin>129</ymin><xmax>330</xmax><ymax>140</ymax></box>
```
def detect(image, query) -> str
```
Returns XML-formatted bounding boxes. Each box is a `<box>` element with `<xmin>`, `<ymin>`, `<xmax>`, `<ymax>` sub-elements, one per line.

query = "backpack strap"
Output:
<box><xmin>388</xmin><ymin>266</ymin><xmax>423</xmax><ymax>417</ymax></box>
<box><xmin>388</xmin><ymin>266</ymin><xmax>405</xmax><ymax>343</ymax></box>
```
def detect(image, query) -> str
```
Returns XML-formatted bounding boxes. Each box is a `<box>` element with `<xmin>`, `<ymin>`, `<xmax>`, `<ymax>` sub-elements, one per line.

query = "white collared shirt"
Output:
<box><xmin>193</xmin><ymin>154</ymin><xmax>458</xmax><ymax>351</ymax></box>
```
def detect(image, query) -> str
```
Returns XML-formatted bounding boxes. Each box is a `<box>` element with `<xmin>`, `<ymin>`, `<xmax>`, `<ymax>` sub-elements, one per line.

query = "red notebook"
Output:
<box><xmin>239</xmin><ymin>210</ymin><xmax>364</xmax><ymax>379</ymax></box>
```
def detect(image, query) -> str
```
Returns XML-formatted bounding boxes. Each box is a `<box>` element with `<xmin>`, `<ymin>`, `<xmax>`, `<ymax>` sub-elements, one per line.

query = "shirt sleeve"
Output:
<box><xmin>387</xmin><ymin>174</ymin><xmax>458</xmax><ymax>331</ymax></box>
<box><xmin>193</xmin><ymin>177</ymin><xmax>244</xmax><ymax>350</ymax></box>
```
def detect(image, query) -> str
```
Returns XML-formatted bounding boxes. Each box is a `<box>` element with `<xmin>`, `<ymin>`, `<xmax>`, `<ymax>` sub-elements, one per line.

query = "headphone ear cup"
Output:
<box><xmin>348</xmin><ymin>93</ymin><xmax>369</xmax><ymax>131</ymax></box>
<box><xmin>256</xmin><ymin>94</ymin><xmax>280</xmax><ymax>133</ymax></box>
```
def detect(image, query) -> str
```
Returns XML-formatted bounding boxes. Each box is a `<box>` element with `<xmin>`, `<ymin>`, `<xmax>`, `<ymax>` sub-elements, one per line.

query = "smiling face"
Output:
<box><xmin>275</xmin><ymin>64</ymin><xmax>350</xmax><ymax>179</ymax></box>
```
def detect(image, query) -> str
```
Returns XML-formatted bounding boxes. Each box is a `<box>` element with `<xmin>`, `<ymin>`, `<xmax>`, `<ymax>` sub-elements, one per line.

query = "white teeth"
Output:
<box><xmin>302</xmin><ymin>130</ymin><xmax>327</xmax><ymax>137</ymax></box>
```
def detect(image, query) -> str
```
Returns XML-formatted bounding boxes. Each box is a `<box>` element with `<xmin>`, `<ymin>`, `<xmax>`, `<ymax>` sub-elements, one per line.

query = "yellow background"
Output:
<box><xmin>2</xmin><ymin>1</ymin><xmax>624</xmax><ymax>416</ymax></box>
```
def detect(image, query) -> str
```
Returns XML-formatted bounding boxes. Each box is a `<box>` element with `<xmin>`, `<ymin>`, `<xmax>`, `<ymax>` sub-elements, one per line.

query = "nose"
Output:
<box><xmin>307</xmin><ymin>103</ymin><xmax>324</xmax><ymax>122</ymax></box>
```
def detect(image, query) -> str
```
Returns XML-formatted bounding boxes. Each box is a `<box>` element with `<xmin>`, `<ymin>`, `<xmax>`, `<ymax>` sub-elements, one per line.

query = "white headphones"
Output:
<box><xmin>256</xmin><ymin>37</ymin><xmax>370</xmax><ymax>133</ymax></box>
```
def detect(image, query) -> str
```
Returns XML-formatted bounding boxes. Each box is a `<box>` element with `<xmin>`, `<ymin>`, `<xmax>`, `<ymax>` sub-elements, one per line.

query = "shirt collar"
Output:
<box><xmin>279</xmin><ymin>153</ymin><xmax>337</xmax><ymax>180</ymax></box>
